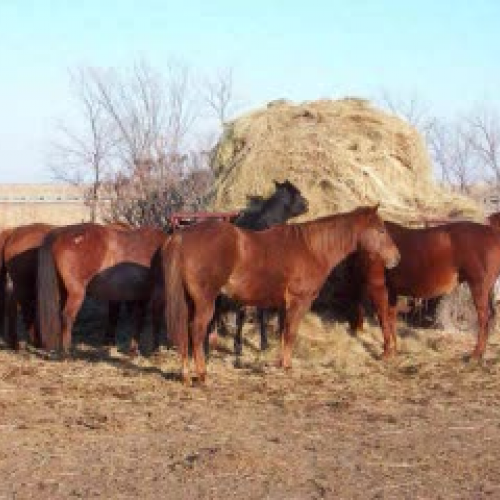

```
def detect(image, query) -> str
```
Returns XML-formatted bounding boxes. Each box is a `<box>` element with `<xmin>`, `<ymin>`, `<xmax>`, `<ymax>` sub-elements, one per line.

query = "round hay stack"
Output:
<box><xmin>209</xmin><ymin>98</ymin><xmax>483</xmax><ymax>223</ymax></box>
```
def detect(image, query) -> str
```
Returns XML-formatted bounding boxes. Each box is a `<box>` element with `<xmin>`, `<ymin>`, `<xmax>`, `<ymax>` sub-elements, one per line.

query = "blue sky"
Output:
<box><xmin>0</xmin><ymin>0</ymin><xmax>498</xmax><ymax>182</ymax></box>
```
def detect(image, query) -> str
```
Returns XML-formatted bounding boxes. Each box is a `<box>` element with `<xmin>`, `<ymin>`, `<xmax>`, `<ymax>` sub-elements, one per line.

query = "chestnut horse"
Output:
<box><xmin>162</xmin><ymin>205</ymin><xmax>400</xmax><ymax>384</ymax></box>
<box><xmin>37</xmin><ymin>223</ymin><xmax>167</xmax><ymax>354</ymax></box>
<box><xmin>488</xmin><ymin>211</ymin><xmax>500</xmax><ymax>230</ymax></box>
<box><xmin>0</xmin><ymin>222</ymin><xmax>152</xmax><ymax>351</ymax></box>
<box><xmin>350</xmin><ymin>220</ymin><xmax>500</xmax><ymax>358</ymax></box>
<box><xmin>0</xmin><ymin>223</ymin><xmax>55</xmax><ymax>349</ymax></box>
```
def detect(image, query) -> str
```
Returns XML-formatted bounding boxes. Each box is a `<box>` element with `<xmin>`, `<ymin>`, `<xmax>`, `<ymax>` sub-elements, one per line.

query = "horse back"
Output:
<box><xmin>4</xmin><ymin>223</ymin><xmax>54</xmax><ymax>262</ymax></box>
<box><xmin>386</xmin><ymin>221</ymin><xmax>500</xmax><ymax>298</ymax></box>
<box><xmin>0</xmin><ymin>227</ymin><xmax>15</xmax><ymax>262</ymax></box>
<box><xmin>112</xmin><ymin>226</ymin><xmax>167</xmax><ymax>266</ymax></box>
<box><xmin>3</xmin><ymin>223</ymin><xmax>55</xmax><ymax>287</ymax></box>
<box><xmin>448</xmin><ymin>222</ymin><xmax>500</xmax><ymax>278</ymax></box>
<box><xmin>43</xmin><ymin>223</ymin><xmax>111</xmax><ymax>281</ymax></box>
<box><xmin>384</xmin><ymin>222</ymin><xmax>457</xmax><ymax>298</ymax></box>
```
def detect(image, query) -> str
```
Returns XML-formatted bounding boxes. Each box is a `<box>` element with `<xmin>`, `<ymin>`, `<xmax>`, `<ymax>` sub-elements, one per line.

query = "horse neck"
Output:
<box><xmin>302</xmin><ymin>213</ymin><xmax>367</xmax><ymax>270</ymax></box>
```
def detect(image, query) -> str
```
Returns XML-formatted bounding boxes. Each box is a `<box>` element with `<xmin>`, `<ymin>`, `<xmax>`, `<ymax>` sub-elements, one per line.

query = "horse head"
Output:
<box><xmin>356</xmin><ymin>205</ymin><xmax>400</xmax><ymax>269</ymax></box>
<box><xmin>273</xmin><ymin>180</ymin><xmax>308</xmax><ymax>219</ymax></box>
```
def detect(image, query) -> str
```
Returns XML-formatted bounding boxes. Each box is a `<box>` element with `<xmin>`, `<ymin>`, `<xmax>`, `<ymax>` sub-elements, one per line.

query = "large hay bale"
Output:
<box><xmin>209</xmin><ymin>98</ymin><xmax>483</xmax><ymax>223</ymax></box>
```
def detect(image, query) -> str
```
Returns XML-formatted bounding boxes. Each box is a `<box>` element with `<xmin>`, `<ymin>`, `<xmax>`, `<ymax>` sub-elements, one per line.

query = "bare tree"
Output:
<box><xmin>83</xmin><ymin>61</ymin><xmax>215</xmax><ymax>226</ymax></box>
<box><xmin>49</xmin><ymin>68</ymin><xmax>116</xmax><ymax>221</ymax></box>
<box><xmin>50</xmin><ymin>60</ymin><xmax>245</xmax><ymax>226</ymax></box>
<box><xmin>465</xmin><ymin>104</ymin><xmax>500</xmax><ymax>183</ymax></box>
<box><xmin>429</xmin><ymin>120</ymin><xmax>478</xmax><ymax>193</ymax></box>
<box><xmin>202</xmin><ymin>67</ymin><xmax>238</xmax><ymax>127</ymax></box>
<box><xmin>378</xmin><ymin>90</ymin><xmax>437</xmax><ymax>143</ymax></box>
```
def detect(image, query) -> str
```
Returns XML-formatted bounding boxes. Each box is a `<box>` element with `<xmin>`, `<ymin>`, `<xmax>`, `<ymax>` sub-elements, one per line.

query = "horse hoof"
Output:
<box><xmin>181</xmin><ymin>370</ymin><xmax>192</xmax><ymax>386</ymax></box>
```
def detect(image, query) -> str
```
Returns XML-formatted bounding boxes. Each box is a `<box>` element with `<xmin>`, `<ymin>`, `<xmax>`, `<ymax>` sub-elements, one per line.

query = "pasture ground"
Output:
<box><xmin>1</xmin><ymin>310</ymin><xmax>500</xmax><ymax>499</ymax></box>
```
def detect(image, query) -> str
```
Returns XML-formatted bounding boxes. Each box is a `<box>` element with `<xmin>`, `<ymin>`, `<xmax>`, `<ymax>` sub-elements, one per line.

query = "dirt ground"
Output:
<box><xmin>1</xmin><ymin>310</ymin><xmax>500</xmax><ymax>500</ymax></box>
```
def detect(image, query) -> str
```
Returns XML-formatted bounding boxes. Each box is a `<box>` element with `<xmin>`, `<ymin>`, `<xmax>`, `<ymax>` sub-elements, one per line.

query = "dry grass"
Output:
<box><xmin>209</xmin><ymin>98</ymin><xmax>483</xmax><ymax>223</ymax></box>
<box><xmin>1</xmin><ymin>311</ymin><xmax>500</xmax><ymax>499</ymax></box>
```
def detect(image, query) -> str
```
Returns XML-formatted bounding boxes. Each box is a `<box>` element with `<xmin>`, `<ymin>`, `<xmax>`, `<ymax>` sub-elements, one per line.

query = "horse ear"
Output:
<box><xmin>372</xmin><ymin>203</ymin><xmax>380</xmax><ymax>213</ymax></box>
<box><xmin>274</xmin><ymin>180</ymin><xmax>283</xmax><ymax>188</ymax></box>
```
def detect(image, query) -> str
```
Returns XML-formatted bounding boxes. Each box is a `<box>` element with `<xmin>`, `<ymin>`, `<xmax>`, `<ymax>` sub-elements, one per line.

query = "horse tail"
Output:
<box><xmin>163</xmin><ymin>235</ymin><xmax>189</xmax><ymax>349</ymax></box>
<box><xmin>37</xmin><ymin>236</ymin><xmax>61</xmax><ymax>350</ymax></box>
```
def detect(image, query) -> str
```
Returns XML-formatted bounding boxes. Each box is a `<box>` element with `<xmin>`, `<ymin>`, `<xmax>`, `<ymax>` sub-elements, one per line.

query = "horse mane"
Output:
<box><xmin>293</xmin><ymin>208</ymin><xmax>375</xmax><ymax>262</ymax></box>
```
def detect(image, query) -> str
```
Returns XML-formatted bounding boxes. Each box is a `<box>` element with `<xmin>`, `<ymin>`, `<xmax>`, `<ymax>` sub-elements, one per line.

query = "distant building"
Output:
<box><xmin>0</xmin><ymin>183</ymin><xmax>93</xmax><ymax>227</ymax></box>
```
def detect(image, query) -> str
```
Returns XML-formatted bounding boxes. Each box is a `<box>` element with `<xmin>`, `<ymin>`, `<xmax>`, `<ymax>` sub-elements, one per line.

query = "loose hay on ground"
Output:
<box><xmin>1</xmin><ymin>317</ymin><xmax>500</xmax><ymax>499</ymax></box>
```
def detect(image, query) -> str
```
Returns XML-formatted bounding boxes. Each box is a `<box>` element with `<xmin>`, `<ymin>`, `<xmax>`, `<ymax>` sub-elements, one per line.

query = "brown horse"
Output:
<box><xmin>350</xmin><ymin>220</ymin><xmax>500</xmax><ymax>359</ymax></box>
<box><xmin>37</xmin><ymin>223</ymin><xmax>167</xmax><ymax>354</ymax></box>
<box><xmin>488</xmin><ymin>211</ymin><xmax>500</xmax><ymax>230</ymax></box>
<box><xmin>0</xmin><ymin>223</ymin><xmax>54</xmax><ymax>349</ymax></box>
<box><xmin>162</xmin><ymin>205</ymin><xmax>400</xmax><ymax>384</ymax></box>
<box><xmin>0</xmin><ymin>222</ymin><xmax>152</xmax><ymax>351</ymax></box>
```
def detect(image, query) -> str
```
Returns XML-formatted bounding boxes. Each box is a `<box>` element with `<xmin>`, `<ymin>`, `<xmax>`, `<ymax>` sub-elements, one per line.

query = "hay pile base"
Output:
<box><xmin>209</xmin><ymin>98</ymin><xmax>483</xmax><ymax>223</ymax></box>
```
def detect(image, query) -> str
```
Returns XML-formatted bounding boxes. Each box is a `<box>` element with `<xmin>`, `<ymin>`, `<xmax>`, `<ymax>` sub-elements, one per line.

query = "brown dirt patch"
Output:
<box><xmin>1</xmin><ymin>316</ymin><xmax>500</xmax><ymax>499</ymax></box>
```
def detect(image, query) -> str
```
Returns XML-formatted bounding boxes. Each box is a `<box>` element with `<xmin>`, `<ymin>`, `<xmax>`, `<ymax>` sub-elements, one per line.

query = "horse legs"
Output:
<box><xmin>280</xmin><ymin>298</ymin><xmax>312</xmax><ymax>369</ymax></box>
<box><xmin>104</xmin><ymin>300</ymin><xmax>120</xmax><ymax>347</ymax></box>
<box><xmin>368</xmin><ymin>285</ymin><xmax>393</xmax><ymax>358</ymax></box>
<box><xmin>61</xmin><ymin>286</ymin><xmax>85</xmax><ymax>355</ymax></box>
<box><xmin>5</xmin><ymin>290</ymin><xmax>18</xmax><ymax>350</ymax></box>
<box><xmin>258</xmin><ymin>308</ymin><xmax>269</xmax><ymax>351</ymax></box>
<box><xmin>204</xmin><ymin>310</ymin><xmax>218</xmax><ymax>357</ymax></box>
<box><xmin>151</xmin><ymin>288</ymin><xmax>164</xmax><ymax>352</ymax></box>
<box><xmin>177</xmin><ymin>322</ymin><xmax>191</xmax><ymax>386</ymax></box>
<box><xmin>469</xmin><ymin>282</ymin><xmax>492</xmax><ymax>359</ymax></box>
<box><xmin>234</xmin><ymin>307</ymin><xmax>245</xmax><ymax>356</ymax></box>
<box><xmin>4</xmin><ymin>287</ymin><xmax>36</xmax><ymax>350</ymax></box>
<box><xmin>349</xmin><ymin>283</ymin><xmax>367</xmax><ymax>333</ymax></box>
<box><xmin>350</xmin><ymin>302</ymin><xmax>365</xmax><ymax>333</ymax></box>
<box><xmin>129</xmin><ymin>300</ymin><xmax>147</xmax><ymax>357</ymax></box>
<box><xmin>19</xmin><ymin>298</ymin><xmax>38</xmax><ymax>349</ymax></box>
<box><xmin>191</xmin><ymin>301</ymin><xmax>216</xmax><ymax>384</ymax></box>
<box><xmin>386</xmin><ymin>291</ymin><xmax>399</xmax><ymax>356</ymax></box>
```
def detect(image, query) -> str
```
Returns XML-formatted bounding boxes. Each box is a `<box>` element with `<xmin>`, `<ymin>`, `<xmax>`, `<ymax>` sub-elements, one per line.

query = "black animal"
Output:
<box><xmin>212</xmin><ymin>180</ymin><xmax>309</xmax><ymax>356</ymax></box>
<box><xmin>233</xmin><ymin>180</ymin><xmax>308</xmax><ymax>230</ymax></box>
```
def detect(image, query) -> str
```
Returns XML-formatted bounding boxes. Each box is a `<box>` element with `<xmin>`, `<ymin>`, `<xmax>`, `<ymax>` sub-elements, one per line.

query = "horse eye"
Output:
<box><xmin>378</xmin><ymin>227</ymin><xmax>386</xmax><ymax>234</ymax></box>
